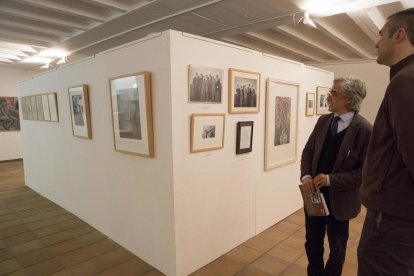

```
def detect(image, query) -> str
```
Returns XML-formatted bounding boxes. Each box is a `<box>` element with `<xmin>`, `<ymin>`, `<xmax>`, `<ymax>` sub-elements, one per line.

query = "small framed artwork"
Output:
<box><xmin>42</xmin><ymin>94</ymin><xmax>51</xmax><ymax>121</ymax></box>
<box><xmin>30</xmin><ymin>96</ymin><xmax>38</xmax><ymax>120</ymax></box>
<box><xmin>306</xmin><ymin>93</ymin><xmax>315</xmax><ymax>116</ymax></box>
<box><xmin>265</xmin><ymin>79</ymin><xmax>299</xmax><ymax>170</ymax></box>
<box><xmin>190</xmin><ymin>113</ymin><xmax>225</xmax><ymax>153</ymax></box>
<box><xmin>228</xmin><ymin>68</ymin><xmax>260</xmax><ymax>113</ymax></box>
<box><xmin>188</xmin><ymin>65</ymin><xmax>223</xmax><ymax>103</ymax></box>
<box><xmin>68</xmin><ymin>85</ymin><xmax>92</xmax><ymax>139</ymax></box>
<box><xmin>316</xmin><ymin>86</ymin><xmax>330</xmax><ymax>115</ymax></box>
<box><xmin>35</xmin><ymin>95</ymin><xmax>45</xmax><ymax>121</ymax></box>
<box><xmin>0</xmin><ymin>97</ymin><xmax>20</xmax><ymax>131</ymax></box>
<box><xmin>48</xmin><ymin>93</ymin><xmax>59</xmax><ymax>122</ymax></box>
<box><xmin>236</xmin><ymin>121</ymin><xmax>254</xmax><ymax>154</ymax></box>
<box><xmin>20</xmin><ymin>97</ymin><xmax>27</xmax><ymax>120</ymax></box>
<box><xmin>109</xmin><ymin>71</ymin><xmax>154</xmax><ymax>157</ymax></box>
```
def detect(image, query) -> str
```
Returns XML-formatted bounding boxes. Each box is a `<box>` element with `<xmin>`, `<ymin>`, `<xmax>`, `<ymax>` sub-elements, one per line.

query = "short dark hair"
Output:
<box><xmin>387</xmin><ymin>8</ymin><xmax>414</xmax><ymax>46</ymax></box>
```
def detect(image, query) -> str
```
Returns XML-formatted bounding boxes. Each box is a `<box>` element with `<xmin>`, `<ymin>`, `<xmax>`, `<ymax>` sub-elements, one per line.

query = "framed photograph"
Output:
<box><xmin>236</xmin><ymin>121</ymin><xmax>253</xmax><ymax>154</ymax></box>
<box><xmin>188</xmin><ymin>65</ymin><xmax>223</xmax><ymax>103</ymax></box>
<box><xmin>109</xmin><ymin>71</ymin><xmax>154</xmax><ymax>157</ymax></box>
<box><xmin>228</xmin><ymin>68</ymin><xmax>260</xmax><ymax>113</ymax></box>
<box><xmin>190</xmin><ymin>113</ymin><xmax>225</xmax><ymax>153</ymax></box>
<box><xmin>48</xmin><ymin>93</ymin><xmax>59</xmax><ymax>122</ymax></box>
<box><xmin>316</xmin><ymin>86</ymin><xmax>330</xmax><ymax>115</ymax></box>
<box><xmin>306</xmin><ymin>93</ymin><xmax>315</xmax><ymax>116</ymax></box>
<box><xmin>68</xmin><ymin>85</ymin><xmax>92</xmax><ymax>139</ymax></box>
<box><xmin>42</xmin><ymin>94</ymin><xmax>51</xmax><ymax>121</ymax></box>
<box><xmin>30</xmin><ymin>96</ymin><xmax>38</xmax><ymax>120</ymax></box>
<box><xmin>265</xmin><ymin>79</ymin><xmax>299</xmax><ymax>170</ymax></box>
<box><xmin>0</xmin><ymin>97</ymin><xmax>20</xmax><ymax>131</ymax></box>
<box><xmin>20</xmin><ymin>97</ymin><xmax>27</xmax><ymax>120</ymax></box>
<box><xmin>36</xmin><ymin>95</ymin><xmax>44</xmax><ymax>121</ymax></box>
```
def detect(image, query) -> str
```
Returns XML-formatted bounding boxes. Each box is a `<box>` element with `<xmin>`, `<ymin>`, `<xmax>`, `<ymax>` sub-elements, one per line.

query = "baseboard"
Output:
<box><xmin>0</xmin><ymin>158</ymin><xmax>23</xmax><ymax>163</ymax></box>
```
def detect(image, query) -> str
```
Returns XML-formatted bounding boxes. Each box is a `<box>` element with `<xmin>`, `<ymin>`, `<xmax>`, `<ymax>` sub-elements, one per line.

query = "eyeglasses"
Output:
<box><xmin>327</xmin><ymin>90</ymin><xmax>340</xmax><ymax>97</ymax></box>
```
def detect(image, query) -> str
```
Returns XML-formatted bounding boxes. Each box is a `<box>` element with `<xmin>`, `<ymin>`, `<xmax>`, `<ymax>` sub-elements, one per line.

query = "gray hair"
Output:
<box><xmin>387</xmin><ymin>8</ymin><xmax>414</xmax><ymax>46</ymax></box>
<box><xmin>334</xmin><ymin>77</ymin><xmax>367</xmax><ymax>111</ymax></box>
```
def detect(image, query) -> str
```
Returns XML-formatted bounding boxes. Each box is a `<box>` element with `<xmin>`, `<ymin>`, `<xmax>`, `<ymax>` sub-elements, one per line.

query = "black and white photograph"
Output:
<box><xmin>229</xmin><ymin>68</ymin><xmax>260</xmax><ymax>113</ymax></box>
<box><xmin>191</xmin><ymin>113</ymin><xmax>225</xmax><ymax>153</ymax></box>
<box><xmin>188</xmin><ymin>65</ymin><xmax>223</xmax><ymax>103</ymax></box>
<box><xmin>68</xmin><ymin>85</ymin><xmax>91</xmax><ymax>139</ymax></box>
<box><xmin>110</xmin><ymin>72</ymin><xmax>154</xmax><ymax>157</ymax></box>
<box><xmin>316</xmin><ymin>86</ymin><xmax>330</xmax><ymax>115</ymax></box>
<box><xmin>306</xmin><ymin>93</ymin><xmax>315</xmax><ymax>116</ymax></box>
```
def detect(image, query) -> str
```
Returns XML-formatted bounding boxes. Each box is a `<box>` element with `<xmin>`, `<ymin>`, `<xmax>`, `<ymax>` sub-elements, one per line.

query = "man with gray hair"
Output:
<box><xmin>301</xmin><ymin>77</ymin><xmax>372</xmax><ymax>275</ymax></box>
<box><xmin>358</xmin><ymin>8</ymin><xmax>414</xmax><ymax>275</ymax></box>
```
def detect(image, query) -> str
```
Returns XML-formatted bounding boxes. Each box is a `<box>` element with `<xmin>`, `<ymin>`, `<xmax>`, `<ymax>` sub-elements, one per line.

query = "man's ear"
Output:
<box><xmin>393</xmin><ymin>28</ymin><xmax>407</xmax><ymax>43</ymax></box>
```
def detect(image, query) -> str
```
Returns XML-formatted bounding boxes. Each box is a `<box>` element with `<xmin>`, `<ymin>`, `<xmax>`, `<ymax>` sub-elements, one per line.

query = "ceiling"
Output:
<box><xmin>0</xmin><ymin>0</ymin><xmax>412</xmax><ymax>70</ymax></box>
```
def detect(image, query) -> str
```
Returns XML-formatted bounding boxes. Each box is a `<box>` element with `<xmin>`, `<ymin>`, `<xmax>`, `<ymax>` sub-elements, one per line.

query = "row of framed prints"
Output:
<box><xmin>189</xmin><ymin>65</ymin><xmax>260</xmax><ymax>114</ymax></box>
<box><xmin>191</xmin><ymin>79</ymin><xmax>300</xmax><ymax>170</ymax></box>
<box><xmin>20</xmin><ymin>93</ymin><xmax>59</xmax><ymax>122</ymax></box>
<box><xmin>305</xmin><ymin>86</ymin><xmax>330</xmax><ymax>116</ymax></box>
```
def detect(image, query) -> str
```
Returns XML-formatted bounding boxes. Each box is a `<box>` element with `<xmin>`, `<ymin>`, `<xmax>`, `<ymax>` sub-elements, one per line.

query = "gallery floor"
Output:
<box><xmin>0</xmin><ymin>160</ymin><xmax>364</xmax><ymax>275</ymax></box>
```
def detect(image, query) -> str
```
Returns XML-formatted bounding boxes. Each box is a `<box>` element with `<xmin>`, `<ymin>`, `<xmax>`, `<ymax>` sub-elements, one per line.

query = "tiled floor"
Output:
<box><xmin>0</xmin><ymin>160</ymin><xmax>365</xmax><ymax>275</ymax></box>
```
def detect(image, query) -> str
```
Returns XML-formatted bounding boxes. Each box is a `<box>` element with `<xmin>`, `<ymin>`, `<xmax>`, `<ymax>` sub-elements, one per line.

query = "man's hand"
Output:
<box><xmin>314</xmin><ymin>174</ymin><xmax>328</xmax><ymax>188</ymax></box>
<box><xmin>302</xmin><ymin>177</ymin><xmax>315</xmax><ymax>194</ymax></box>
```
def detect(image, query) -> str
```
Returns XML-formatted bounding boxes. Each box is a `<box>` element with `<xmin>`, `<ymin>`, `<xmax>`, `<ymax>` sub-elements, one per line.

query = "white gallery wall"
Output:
<box><xmin>317</xmin><ymin>61</ymin><xmax>389</xmax><ymax>123</ymax></box>
<box><xmin>19</xmin><ymin>30</ymin><xmax>333</xmax><ymax>276</ymax></box>
<box><xmin>0</xmin><ymin>67</ymin><xmax>34</xmax><ymax>161</ymax></box>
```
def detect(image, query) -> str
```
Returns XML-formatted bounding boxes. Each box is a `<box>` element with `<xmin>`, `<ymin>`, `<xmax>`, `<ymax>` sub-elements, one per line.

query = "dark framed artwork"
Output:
<box><xmin>236</xmin><ymin>121</ymin><xmax>253</xmax><ymax>154</ymax></box>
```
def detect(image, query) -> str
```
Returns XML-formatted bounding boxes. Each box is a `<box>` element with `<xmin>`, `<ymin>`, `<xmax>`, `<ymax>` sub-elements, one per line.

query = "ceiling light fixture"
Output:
<box><xmin>303</xmin><ymin>11</ymin><xmax>317</xmax><ymax>28</ymax></box>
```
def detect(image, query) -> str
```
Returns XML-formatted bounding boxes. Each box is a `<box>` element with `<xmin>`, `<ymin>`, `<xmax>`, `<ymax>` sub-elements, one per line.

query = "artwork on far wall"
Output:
<box><xmin>68</xmin><ymin>85</ymin><xmax>92</xmax><ymax>139</ymax></box>
<box><xmin>306</xmin><ymin>93</ymin><xmax>315</xmax><ymax>116</ymax></box>
<box><xmin>109</xmin><ymin>71</ymin><xmax>154</xmax><ymax>157</ymax></box>
<box><xmin>188</xmin><ymin>65</ymin><xmax>223</xmax><ymax>103</ymax></box>
<box><xmin>265</xmin><ymin>79</ymin><xmax>299</xmax><ymax>170</ymax></box>
<box><xmin>316</xmin><ymin>86</ymin><xmax>330</xmax><ymax>115</ymax></box>
<box><xmin>236</xmin><ymin>121</ymin><xmax>253</xmax><ymax>154</ymax></box>
<box><xmin>190</xmin><ymin>113</ymin><xmax>225</xmax><ymax>153</ymax></box>
<box><xmin>0</xmin><ymin>97</ymin><xmax>20</xmax><ymax>131</ymax></box>
<box><xmin>228</xmin><ymin>68</ymin><xmax>260</xmax><ymax>114</ymax></box>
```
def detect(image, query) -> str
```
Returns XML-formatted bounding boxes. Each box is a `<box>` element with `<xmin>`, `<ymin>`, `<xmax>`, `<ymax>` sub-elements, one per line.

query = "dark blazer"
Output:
<box><xmin>301</xmin><ymin>113</ymin><xmax>372</xmax><ymax>221</ymax></box>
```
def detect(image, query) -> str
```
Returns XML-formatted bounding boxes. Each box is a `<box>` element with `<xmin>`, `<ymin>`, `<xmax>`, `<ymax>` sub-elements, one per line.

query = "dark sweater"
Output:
<box><xmin>360</xmin><ymin>54</ymin><xmax>414</xmax><ymax>221</ymax></box>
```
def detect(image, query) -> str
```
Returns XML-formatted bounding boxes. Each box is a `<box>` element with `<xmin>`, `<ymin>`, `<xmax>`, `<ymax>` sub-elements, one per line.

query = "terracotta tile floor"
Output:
<box><xmin>0</xmin><ymin>160</ymin><xmax>365</xmax><ymax>275</ymax></box>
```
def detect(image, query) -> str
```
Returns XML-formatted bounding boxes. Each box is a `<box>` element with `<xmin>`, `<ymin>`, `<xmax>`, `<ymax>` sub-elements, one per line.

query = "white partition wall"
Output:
<box><xmin>19</xmin><ymin>30</ymin><xmax>333</xmax><ymax>276</ymax></box>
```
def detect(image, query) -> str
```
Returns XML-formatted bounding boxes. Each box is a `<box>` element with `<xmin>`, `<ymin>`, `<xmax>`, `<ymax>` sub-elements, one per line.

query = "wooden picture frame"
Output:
<box><xmin>316</xmin><ymin>86</ymin><xmax>330</xmax><ymax>115</ymax></box>
<box><xmin>190</xmin><ymin>113</ymin><xmax>225</xmax><ymax>153</ymax></box>
<box><xmin>306</xmin><ymin>93</ymin><xmax>315</xmax><ymax>116</ymax></box>
<box><xmin>188</xmin><ymin>65</ymin><xmax>223</xmax><ymax>103</ymax></box>
<box><xmin>68</xmin><ymin>85</ymin><xmax>92</xmax><ymax>139</ymax></box>
<box><xmin>236</xmin><ymin>121</ymin><xmax>253</xmax><ymax>154</ymax></box>
<box><xmin>228</xmin><ymin>68</ymin><xmax>260</xmax><ymax>113</ymax></box>
<box><xmin>265</xmin><ymin>79</ymin><xmax>299</xmax><ymax>170</ymax></box>
<box><xmin>109</xmin><ymin>71</ymin><xmax>154</xmax><ymax>157</ymax></box>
